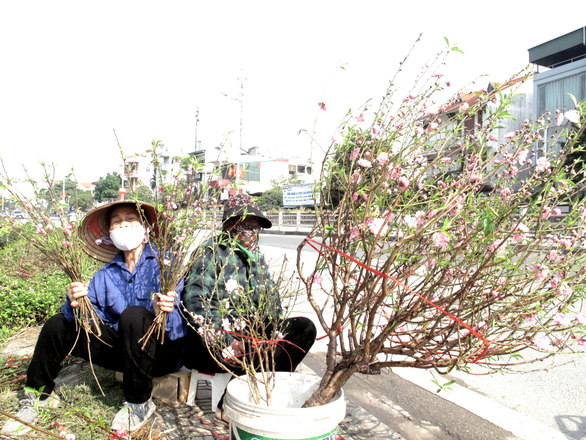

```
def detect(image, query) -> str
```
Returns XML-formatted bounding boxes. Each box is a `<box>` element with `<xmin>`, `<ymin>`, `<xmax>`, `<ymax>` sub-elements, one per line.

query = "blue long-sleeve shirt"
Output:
<box><xmin>61</xmin><ymin>244</ymin><xmax>186</xmax><ymax>340</ymax></box>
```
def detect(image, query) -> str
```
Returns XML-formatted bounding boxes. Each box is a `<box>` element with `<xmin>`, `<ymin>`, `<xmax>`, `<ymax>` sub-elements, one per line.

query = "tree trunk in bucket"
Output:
<box><xmin>224</xmin><ymin>372</ymin><xmax>346</xmax><ymax>440</ymax></box>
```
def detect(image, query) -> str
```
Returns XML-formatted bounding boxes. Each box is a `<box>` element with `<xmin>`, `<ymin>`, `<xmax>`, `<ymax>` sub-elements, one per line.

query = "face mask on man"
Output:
<box><xmin>232</xmin><ymin>222</ymin><xmax>260</xmax><ymax>251</ymax></box>
<box><xmin>109</xmin><ymin>225</ymin><xmax>147</xmax><ymax>251</ymax></box>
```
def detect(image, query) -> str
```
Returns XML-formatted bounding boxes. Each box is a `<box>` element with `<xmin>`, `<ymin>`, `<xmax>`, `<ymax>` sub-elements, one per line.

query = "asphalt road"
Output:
<box><xmin>259</xmin><ymin>232</ymin><xmax>586</xmax><ymax>440</ymax></box>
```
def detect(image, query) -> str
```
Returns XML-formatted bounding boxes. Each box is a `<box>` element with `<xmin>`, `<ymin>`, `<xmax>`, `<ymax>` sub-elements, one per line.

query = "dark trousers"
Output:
<box><xmin>26</xmin><ymin>307</ymin><xmax>184</xmax><ymax>403</ymax></box>
<box><xmin>182</xmin><ymin>316</ymin><xmax>316</xmax><ymax>375</ymax></box>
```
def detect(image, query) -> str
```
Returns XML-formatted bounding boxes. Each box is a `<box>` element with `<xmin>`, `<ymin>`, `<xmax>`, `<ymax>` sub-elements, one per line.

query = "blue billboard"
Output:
<box><xmin>283</xmin><ymin>183</ymin><xmax>318</xmax><ymax>208</ymax></box>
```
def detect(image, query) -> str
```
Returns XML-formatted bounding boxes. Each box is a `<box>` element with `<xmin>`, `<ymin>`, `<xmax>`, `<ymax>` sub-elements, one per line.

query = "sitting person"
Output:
<box><xmin>181</xmin><ymin>193</ymin><xmax>316</xmax><ymax>419</ymax></box>
<box><xmin>1</xmin><ymin>200</ymin><xmax>186</xmax><ymax>436</ymax></box>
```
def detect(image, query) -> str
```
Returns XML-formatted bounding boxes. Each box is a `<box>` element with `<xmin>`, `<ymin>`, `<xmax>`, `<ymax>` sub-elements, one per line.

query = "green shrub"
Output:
<box><xmin>256</xmin><ymin>187</ymin><xmax>283</xmax><ymax>211</ymax></box>
<box><xmin>0</xmin><ymin>272</ymin><xmax>68</xmax><ymax>328</ymax></box>
<box><xmin>0</xmin><ymin>233</ymin><xmax>70</xmax><ymax>337</ymax></box>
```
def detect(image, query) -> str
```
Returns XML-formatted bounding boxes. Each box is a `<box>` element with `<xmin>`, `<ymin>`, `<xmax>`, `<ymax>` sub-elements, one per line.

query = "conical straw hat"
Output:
<box><xmin>78</xmin><ymin>200</ymin><xmax>158</xmax><ymax>263</ymax></box>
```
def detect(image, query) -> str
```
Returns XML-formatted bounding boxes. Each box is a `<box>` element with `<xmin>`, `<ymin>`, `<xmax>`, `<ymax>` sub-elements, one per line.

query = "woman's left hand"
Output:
<box><xmin>153</xmin><ymin>291</ymin><xmax>177</xmax><ymax>314</ymax></box>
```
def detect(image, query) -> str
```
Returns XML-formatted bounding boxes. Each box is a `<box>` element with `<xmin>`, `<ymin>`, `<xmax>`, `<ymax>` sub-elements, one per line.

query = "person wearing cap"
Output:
<box><xmin>1</xmin><ymin>201</ymin><xmax>186</xmax><ymax>436</ymax></box>
<box><xmin>181</xmin><ymin>193</ymin><xmax>316</xmax><ymax>421</ymax></box>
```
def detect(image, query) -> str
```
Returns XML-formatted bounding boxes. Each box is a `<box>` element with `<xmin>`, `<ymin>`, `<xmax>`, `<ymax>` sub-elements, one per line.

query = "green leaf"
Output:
<box><xmin>568</xmin><ymin>93</ymin><xmax>578</xmax><ymax>108</ymax></box>
<box><xmin>480</xmin><ymin>209</ymin><xmax>496</xmax><ymax>236</ymax></box>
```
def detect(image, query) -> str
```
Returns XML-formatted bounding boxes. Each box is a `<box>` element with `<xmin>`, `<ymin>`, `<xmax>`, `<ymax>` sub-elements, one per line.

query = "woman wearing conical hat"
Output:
<box><xmin>1</xmin><ymin>201</ymin><xmax>186</xmax><ymax>436</ymax></box>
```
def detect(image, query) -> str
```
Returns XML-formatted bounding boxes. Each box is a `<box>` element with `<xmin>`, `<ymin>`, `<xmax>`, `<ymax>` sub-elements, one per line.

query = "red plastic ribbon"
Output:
<box><xmin>304</xmin><ymin>237</ymin><xmax>490</xmax><ymax>362</ymax></box>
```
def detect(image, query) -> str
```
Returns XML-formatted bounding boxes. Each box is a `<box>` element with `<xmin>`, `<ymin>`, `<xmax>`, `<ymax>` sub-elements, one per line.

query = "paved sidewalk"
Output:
<box><xmin>150</xmin><ymin>373</ymin><xmax>402</xmax><ymax>440</ymax></box>
<box><xmin>0</xmin><ymin>328</ymin><xmax>404</xmax><ymax>440</ymax></box>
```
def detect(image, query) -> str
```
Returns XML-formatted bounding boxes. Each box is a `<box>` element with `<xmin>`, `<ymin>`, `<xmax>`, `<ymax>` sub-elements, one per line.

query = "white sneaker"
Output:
<box><xmin>1</xmin><ymin>391</ymin><xmax>60</xmax><ymax>436</ymax></box>
<box><xmin>110</xmin><ymin>398</ymin><xmax>156</xmax><ymax>432</ymax></box>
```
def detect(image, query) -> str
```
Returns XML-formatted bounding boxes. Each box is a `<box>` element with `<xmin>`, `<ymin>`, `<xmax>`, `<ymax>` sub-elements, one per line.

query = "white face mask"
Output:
<box><xmin>109</xmin><ymin>225</ymin><xmax>146</xmax><ymax>251</ymax></box>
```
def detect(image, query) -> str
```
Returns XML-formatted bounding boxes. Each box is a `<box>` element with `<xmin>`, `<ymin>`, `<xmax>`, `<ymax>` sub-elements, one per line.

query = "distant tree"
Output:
<box><xmin>74</xmin><ymin>190</ymin><xmax>94</xmax><ymax>211</ymax></box>
<box><xmin>93</xmin><ymin>172</ymin><xmax>122</xmax><ymax>203</ymax></box>
<box><xmin>132</xmin><ymin>185</ymin><xmax>154</xmax><ymax>203</ymax></box>
<box><xmin>39</xmin><ymin>179</ymin><xmax>93</xmax><ymax>212</ymax></box>
<box><xmin>256</xmin><ymin>174</ymin><xmax>305</xmax><ymax>211</ymax></box>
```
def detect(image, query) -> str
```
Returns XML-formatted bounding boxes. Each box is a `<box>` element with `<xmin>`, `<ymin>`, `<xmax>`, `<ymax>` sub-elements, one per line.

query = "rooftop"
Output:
<box><xmin>529</xmin><ymin>26</ymin><xmax>586</xmax><ymax>68</ymax></box>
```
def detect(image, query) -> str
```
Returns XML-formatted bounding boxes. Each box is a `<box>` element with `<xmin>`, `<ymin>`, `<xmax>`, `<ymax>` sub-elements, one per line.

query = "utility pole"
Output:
<box><xmin>194</xmin><ymin>107</ymin><xmax>200</xmax><ymax>152</ymax></box>
<box><xmin>238</xmin><ymin>71</ymin><xmax>245</xmax><ymax>154</ymax></box>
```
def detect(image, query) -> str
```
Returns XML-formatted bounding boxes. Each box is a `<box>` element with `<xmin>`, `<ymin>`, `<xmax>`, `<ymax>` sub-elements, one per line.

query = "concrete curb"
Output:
<box><xmin>393</xmin><ymin>368</ymin><xmax>578</xmax><ymax>440</ymax></box>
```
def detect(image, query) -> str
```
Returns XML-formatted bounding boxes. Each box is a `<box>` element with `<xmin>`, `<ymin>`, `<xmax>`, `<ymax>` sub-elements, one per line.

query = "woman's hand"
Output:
<box><xmin>153</xmin><ymin>291</ymin><xmax>177</xmax><ymax>314</ymax></box>
<box><xmin>67</xmin><ymin>282</ymin><xmax>88</xmax><ymax>309</ymax></box>
<box><xmin>222</xmin><ymin>340</ymin><xmax>245</xmax><ymax>361</ymax></box>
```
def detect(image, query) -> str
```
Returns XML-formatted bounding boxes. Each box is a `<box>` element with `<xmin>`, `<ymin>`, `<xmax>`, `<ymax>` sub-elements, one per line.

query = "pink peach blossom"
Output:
<box><xmin>424</xmin><ymin>258</ymin><xmax>436</xmax><ymax>270</ymax></box>
<box><xmin>554</xmin><ymin>313</ymin><xmax>571</xmax><ymax>326</ymax></box>
<box><xmin>559</xmin><ymin>238</ymin><xmax>572</xmax><ymax>248</ymax></box>
<box><xmin>535</xmin><ymin>157</ymin><xmax>551</xmax><ymax>173</ymax></box>
<box><xmin>397</xmin><ymin>176</ymin><xmax>410</xmax><ymax>190</ymax></box>
<box><xmin>368</xmin><ymin>217</ymin><xmax>389</xmax><ymax>235</ymax></box>
<box><xmin>404</xmin><ymin>215</ymin><xmax>418</xmax><ymax>229</ymax></box>
<box><xmin>512</xmin><ymin>223</ymin><xmax>529</xmax><ymax>242</ymax></box>
<box><xmin>63</xmin><ymin>223</ymin><xmax>73</xmax><ymax>235</ymax></box>
<box><xmin>536</xmin><ymin>267</ymin><xmax>550</xmax><ymax>281</ymax></box>
<box><xmin>565</xmin><ymin>110</ymin><xmax>580</xmax><ymax>124</ymax></box>
<box><xmin>533</xmin><ymin>333</ymin><xmax>550</xmax><ymax>349</ymax></box>
<box><xmin>488</xmin><ymin>238</ymin><xmax>505</xmax><ymax>253</ymax></box>
<box><xmin>575</xmin><ymin>312</ymin><xmax>586</xmax><ymax>325</ymax></box>
<box><xmin>432</xmin><ymin>232</ymin><xmax>450</xmax><ymax>249</ymax></box>
<box><xmin>357</xmin><ymin>159</ymin><xmax>372</xmax><ymax>168</ymax></box>
<box><xmin>225</xmin><ymin>279</ymin><xmax>239</xmax><ymax>293</ymax></box>
<box><xmin>500</xmin><ymin>188</ymin><xmax>512</xmax><ymax>200</ymax></box>
<box><xmin>516</xmin><ymin>149</ymin><xmax>528</xmax><ymax>164</ymax></box>
<box><xmin>557</xmin><ymin>283</ymin><xmax>573</xmax><ymax>296</ymax></box>
<box><xmin>376</xmin><ymin>152</ymin><xmax>388</xmax><ymax>165</ymax></box>
<box><xmin>547</xmin><ymin>250</ymin><xmax>558</xmax><ymax>260</ymax></box>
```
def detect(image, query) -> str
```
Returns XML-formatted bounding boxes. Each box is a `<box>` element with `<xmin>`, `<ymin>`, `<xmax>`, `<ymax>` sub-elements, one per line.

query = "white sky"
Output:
<box><xmin>1</xmin><ymin>0</ymin><xmax>585</xmax><ymax>182</ymax></box>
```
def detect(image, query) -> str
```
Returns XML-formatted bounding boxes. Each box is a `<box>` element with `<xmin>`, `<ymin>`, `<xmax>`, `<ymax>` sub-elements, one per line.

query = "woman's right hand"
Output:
<box><xmin>67</xmin><ymin>282</ymin><xmax>88</xmax><ymax>309</ymax></box>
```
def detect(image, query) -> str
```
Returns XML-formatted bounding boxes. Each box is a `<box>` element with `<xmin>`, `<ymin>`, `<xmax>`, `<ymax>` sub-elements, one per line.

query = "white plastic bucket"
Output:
<box><xmin>224</xmin><ymin>372</ymin><xmax>346</xmax><ymax>440</ymax></box>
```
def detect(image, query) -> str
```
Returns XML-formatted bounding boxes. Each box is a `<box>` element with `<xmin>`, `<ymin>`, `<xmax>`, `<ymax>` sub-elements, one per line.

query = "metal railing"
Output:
<box><xmin>207</xmin><ymin>209</ymin><xmax>317</xmax><ymax>232</ymax></box>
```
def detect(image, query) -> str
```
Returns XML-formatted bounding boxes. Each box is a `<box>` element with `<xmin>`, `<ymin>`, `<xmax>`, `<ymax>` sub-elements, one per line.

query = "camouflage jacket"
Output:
<box><xmin>182</xmin><ymin>233</ymin><xmax>281</xmax><ymax>344</ymax></box>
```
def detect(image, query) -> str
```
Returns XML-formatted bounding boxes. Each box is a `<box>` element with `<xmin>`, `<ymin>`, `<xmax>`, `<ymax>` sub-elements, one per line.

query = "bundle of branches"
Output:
<box><xmin>123</xmin><ymin>140</ymin><xmax>217</xmax><ymax>347</ymax></box>
<box><xmin>299</xmin><ymin>41</ymin><xmax>586</xmax><ymax>407</ymax></box>
<box><xmin>187</xmin><ymin>243</ymin><xmax>296</xmax><ymax>405</ymax></box>
<box><xmin>0</xmin><ymin>161</ymin><xmax>101</xmax><ymax>336</ymax></box>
